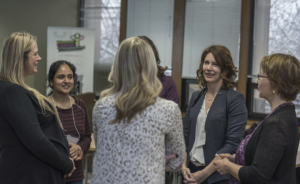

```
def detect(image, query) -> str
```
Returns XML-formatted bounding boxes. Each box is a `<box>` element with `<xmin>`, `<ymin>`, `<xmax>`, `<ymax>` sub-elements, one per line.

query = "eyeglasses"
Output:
<box><xmin>257</xmin><ymin>74</ymin><xmax>268</xmax><ymax>80</ymax></box>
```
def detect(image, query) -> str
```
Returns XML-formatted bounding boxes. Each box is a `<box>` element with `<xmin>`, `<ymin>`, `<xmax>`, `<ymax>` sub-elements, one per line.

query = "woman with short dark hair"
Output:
<box><xmin>214</xmin><ymin>53</ymin><xmax>300</xmax><ymax>184</ymax></box>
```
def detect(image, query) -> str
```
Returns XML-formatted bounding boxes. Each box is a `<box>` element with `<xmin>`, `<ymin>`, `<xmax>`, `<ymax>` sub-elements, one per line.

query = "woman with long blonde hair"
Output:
<box><xmin>91</xmin><ymin>37</ymin><xmax>185</xmax><ymax>184</ymax></box>
<box><xmin>0</xmin><ymin>32</ymin><xmax>74</xmax><ymax>184</ymax></box>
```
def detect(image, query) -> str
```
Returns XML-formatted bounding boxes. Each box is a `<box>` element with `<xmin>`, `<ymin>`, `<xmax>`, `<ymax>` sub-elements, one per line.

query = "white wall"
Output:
<box><xmin>126</xmin><ymin>0</ymin><xmax>174</xmax><ymax>69</ymax></box>
<box><xmin>0</xmin><ymin>0</ymin><xmax>80</xmax><ymax>95</ymax></box>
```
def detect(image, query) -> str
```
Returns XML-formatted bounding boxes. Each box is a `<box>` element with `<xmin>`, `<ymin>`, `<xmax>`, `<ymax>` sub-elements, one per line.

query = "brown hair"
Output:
<box><xmin>196</xmin><ymin>45</ymin><xmax>238</xmax><ymax>90</ymax></box>
<box><xmin>138</xmin><ymin>36</ymin><xmax>167</xmax><ymax>78</ymax></box>
<box><xmin>260</xmin><ymin>53</ymin><xmax>300</xmax><ymax>101</ymax></box>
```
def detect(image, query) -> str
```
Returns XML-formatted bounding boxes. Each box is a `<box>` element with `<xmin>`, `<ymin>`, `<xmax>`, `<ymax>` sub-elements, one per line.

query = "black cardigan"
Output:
<box><xmin>0</xmin><ymin>82</ymin><xmax>73</xmax><ymax>184</ymax></box>
<box><xmin>239</xmin><ymin>104</ymin><xmax>299</xmax><ymax>184</ymax></box>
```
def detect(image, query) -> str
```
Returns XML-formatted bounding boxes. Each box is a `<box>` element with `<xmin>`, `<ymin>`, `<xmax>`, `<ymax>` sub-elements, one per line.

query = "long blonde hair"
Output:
<box><xmin>0</xmin><ymin>32</ymin><xmax>62</xmax><ymax>128</ymax></box>
<box><xmin>100</xmin><ymin>37</ymin><xmax>162</xmax><ymax>124</ymax></box>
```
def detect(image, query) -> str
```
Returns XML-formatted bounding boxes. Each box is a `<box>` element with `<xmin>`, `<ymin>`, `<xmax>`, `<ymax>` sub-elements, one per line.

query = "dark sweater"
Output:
<box><xmin>239</xmin><ymin>104</ymin><xmax>299</xmax><ymax>184</ymax></box>
<box><xmin>0</xmin><ymin>81</ymin><xmax>73</xmax><ymax>184</ymax></box>
<box><xmin>56</xmin><ymin>96</ymin><xmax>91</xmax><ymax>182</ymax></box>
<box><xmin>159</xmin><ymin>74</ymin><xmax>180</xmax><ymax>104</ymax></box>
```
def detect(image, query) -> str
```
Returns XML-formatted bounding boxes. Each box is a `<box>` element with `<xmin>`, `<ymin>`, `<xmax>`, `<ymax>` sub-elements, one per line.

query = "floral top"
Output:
<box><xmin>91</xmin><ymin>94</ymin><xmax>186</xmax><ymax>184</ymax></box>
<box><xmin>230</xmin><ymin>102</ymin><xmax>294</xmax><ymax>184</ymax></box>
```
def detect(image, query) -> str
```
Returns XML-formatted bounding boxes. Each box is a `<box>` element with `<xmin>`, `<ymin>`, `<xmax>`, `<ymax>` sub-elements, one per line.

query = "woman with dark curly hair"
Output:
<box><xmin>214</xmin><ymin>53</ymin><xmax>300</xmax><ymax>184</ymax></box>
<box><xmin>182</xmin><ymin>45</ymin><xmax>248</xmax><ymax>184</ymax></box>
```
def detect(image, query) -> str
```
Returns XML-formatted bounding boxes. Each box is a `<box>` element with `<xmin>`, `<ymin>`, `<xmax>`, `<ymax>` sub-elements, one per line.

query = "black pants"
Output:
<box><xmin>185</xmin><ymin>162</ymin><xmax>229</xmax><ymax>184</ymax></box>
<box><xmin>165</xmin><ymin>171</ymin><xmax>170</xmax><ymax>183</ymax></box>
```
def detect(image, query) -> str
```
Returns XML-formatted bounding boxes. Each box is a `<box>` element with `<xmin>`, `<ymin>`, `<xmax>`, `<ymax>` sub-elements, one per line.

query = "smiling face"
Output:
<box><xmin>202</xmin><ymin>52</ymin><xmax>222</xmax><ymax>85</ymax></box>
<box><xmin>50</xmin><ymin>64</ymin><xmax>74</xmax><ymax>95</ymax></box>
<box><xmin>24</xmin><ymin>44</ymin><xmax>41</xmax><ymax>77</ymax></box>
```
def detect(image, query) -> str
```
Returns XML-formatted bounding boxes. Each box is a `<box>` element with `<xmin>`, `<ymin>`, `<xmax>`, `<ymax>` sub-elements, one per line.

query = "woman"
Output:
<box><xmin>91</xmin><ymin>37</ymin><xmax>185</xmax><ymax>184</ymax></box>
<box><xmin>182</xmin><ymin>45</ymin><xmax>248</xmax><ymax>184</ymax></box>
<box><xmin>0</xmin><ymin>32</ymin><xmax>74</xmax><ymax>184</ymax></box>
<box><xmin>138</xmin><ymin>35</ymin><xmax>180</xmax><ymax>104</ymax></box>
<box><xmin>214</xmin><ymin>53</ymin><xmax>300</xmax><ymax>184</ymax></box>
<box><xmin>47</xmin><ymin>60</ymin><xmax>92</xmax><ymax>184</ymax></box>
<box><xmin>138</xmin><ymin>36</ymin><xmax>180</xmax><ymax>184</ymax></box>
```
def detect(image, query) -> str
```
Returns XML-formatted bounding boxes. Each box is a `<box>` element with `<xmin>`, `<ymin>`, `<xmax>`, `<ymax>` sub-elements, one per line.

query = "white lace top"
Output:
<box><xmin>91</xmin><ymin>94</ymin><xmax>185</xmax><ymax>184</ymax></box>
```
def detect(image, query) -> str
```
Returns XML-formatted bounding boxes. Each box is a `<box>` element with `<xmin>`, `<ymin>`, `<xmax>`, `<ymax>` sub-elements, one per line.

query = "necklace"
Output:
<box><xmin>51</xmin><ymin>95</ymin><xmax>80</xmax><ymax>139</ymax></box>
<box><xmin>207</xmin><ymin>93</ymin><xmax>217</xmax><ymax>101</ymax></box>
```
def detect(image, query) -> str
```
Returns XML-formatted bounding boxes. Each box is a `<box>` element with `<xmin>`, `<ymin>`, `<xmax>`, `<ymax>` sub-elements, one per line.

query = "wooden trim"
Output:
<box><xmin>119</xmin><ymin>0</ymin><xmax>127</xmax><ymax>43</ymax></box>
<box><xmin>172</xmin><ymin>0</ymin><xmax>186</xmax><ymax>108</ymax></box>
<box><xmin>237</xmin><ymin>0</ymin><xmax>252</xmax><ymax>99</ymax></box>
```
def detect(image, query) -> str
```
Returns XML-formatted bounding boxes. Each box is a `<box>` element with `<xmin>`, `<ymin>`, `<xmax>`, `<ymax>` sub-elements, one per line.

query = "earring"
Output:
<box><xmin>273</xmin><ymin>90</ymin><xmax>276</xmax><ymax>94</ymax></box>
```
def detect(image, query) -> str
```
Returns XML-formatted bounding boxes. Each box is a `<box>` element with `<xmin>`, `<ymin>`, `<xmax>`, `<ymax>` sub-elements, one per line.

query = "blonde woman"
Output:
<box><xmin>91</xmin><ymin>37</ymin><xmax>185</xmax><ymax>184</ymax></box>
<box><xmin>0</xmin><ymin>32</ymin><xmax>74</xmax><ymax>184</ymax></box>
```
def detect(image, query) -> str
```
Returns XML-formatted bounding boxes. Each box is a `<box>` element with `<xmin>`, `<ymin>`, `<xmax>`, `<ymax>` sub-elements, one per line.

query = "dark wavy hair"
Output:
<box><xmin>47</xmin><ymin>60</ymin><xmax>78</xmax><ymax>96</ymax></box>
<box><xmin>138</xmin><ymin>36</ymin><xmax>167</xmax><ymax>78</ymax></box>
<box><xmin>197</xmin><ymin>45</ymin><xmax>238</xmax><ymax>90</ymax></box>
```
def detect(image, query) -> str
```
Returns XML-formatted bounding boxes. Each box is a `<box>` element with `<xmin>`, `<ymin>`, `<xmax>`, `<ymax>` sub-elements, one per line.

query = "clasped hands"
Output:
<box><xmin>69</xmin><ymin>142</ymin><xmax>83</xmax><ymax>161</ymax></box>
<box><xmin>182</xmin><ymin>167</ymin><xmax>208</xmax><ymax>184</ymax></box>
<box><xmin>65</xmin><ymin>142</ymin><xmax>83</xmax><ymax>178</ymax></box>
<box><xmin>213</xmin><ymin>153</ymin><xmax>235</xmax><ymax>175</ymax></box>
<box><xmin>182</xmin><ymin>154</ymin><xmax>235</xmax><ymax>184</ymax></box>
<box><xmin>65</xmin><ymin>157</ymin><xmax>76</xmax><ymax>178</ymax></box>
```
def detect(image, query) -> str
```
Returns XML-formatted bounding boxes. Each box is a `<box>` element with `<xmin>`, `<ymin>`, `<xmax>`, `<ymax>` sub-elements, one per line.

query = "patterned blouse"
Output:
<box><xmin>91</xmin><ymin>94</ymin><xmax>186</xmax><ymax>184</ymax></box>
<box><xmin>230</xmin><ymin>102</ymin><xmax>293</xmax><ymax>184</ymax></box>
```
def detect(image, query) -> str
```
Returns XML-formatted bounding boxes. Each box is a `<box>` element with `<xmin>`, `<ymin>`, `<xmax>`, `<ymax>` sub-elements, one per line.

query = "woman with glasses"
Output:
<box><xmin>214</xmin><ymin>53</ymin><xmax>300</xmax><ymax>184</ymax></box>
<box><xmin>182</xmin><ymin>45</ymin><xmax>248</xmax><ymax>184</ymax></box>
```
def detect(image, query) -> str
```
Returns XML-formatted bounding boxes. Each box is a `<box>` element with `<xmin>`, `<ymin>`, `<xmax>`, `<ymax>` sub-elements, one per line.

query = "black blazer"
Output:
<box><xmin>183</xmin><ymin>88</ymin><xmax>248</xmax><ymax>183</ymax></box>
<box><xmin>239</xmin><ymin>104</ymin><xmax>299</xmax><ymax>184</ymax></box>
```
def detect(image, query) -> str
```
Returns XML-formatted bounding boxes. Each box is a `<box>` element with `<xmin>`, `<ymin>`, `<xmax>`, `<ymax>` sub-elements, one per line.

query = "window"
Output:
<box><xmin>80</xmin><ymin>0</ymin><xmax>121</xmax><ymax>94</ymax></box>
<box><xmin>126</xmin><ymin>0</ymin><xmax>174</xmax><ymax>69</ymax></box>
<box><xmin>182</xmin><ymin>0</ymin><xmax>242</xmax><ymax>79</ymax></box>
<box><xmin>248</xmin><ymin>0</ymin><xmax>300</xmax><ymax>120</ymax></box>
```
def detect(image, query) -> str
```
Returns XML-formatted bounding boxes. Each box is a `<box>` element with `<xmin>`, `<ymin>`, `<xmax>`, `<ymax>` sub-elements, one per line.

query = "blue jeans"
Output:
<box><xmin>66</xmin><ymin>180</ymin><xmax>83</xmax><ymax>184</ymax></box>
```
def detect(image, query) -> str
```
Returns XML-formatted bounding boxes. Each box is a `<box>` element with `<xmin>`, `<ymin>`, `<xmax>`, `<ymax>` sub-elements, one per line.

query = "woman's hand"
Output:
<box><xmin>69</xmin><ymin>142</ymin><xmax>82</xmax><ymax>160</ymax></box>
<box><xmin>182</xmin><ymin>166</ymin><xmax>195</xmax><ymax>183</ymax></box>
<box><xmin>74</xmin><ymin>148</ymin><xmax>83</xmax><ymax>161</ymax></box>
<box><xmin>219</xmin><ymin>153</ymin><xmax>235</xmax><ymax>162</ymax></box>
<box><xmin>64</xmin><ymin>158</ymin><xmax>76</xmax><ymax>178</ymax></box>
<box><xmin>214</xmin><ymin>157</ymin><xmax>230</xmax><ymax>175</ymax></box>
<box><xmin>165</xmin><ymin>154</ymin><xmax>176</xmax><ymax>171</ymax></box>
<box><xmin>190</xmin><ymin>170</ymin><xmax>209</xmax><ymax>184</ymax></box>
